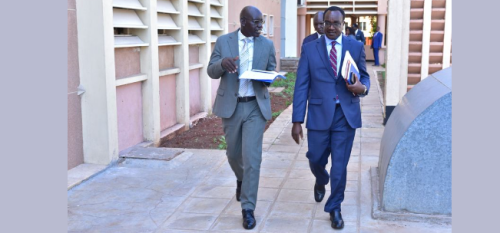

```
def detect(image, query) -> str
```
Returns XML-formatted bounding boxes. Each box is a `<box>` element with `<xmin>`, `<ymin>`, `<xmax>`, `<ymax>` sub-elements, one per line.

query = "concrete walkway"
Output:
<box><xmin>68</xmin><ymin>65</ymin><xmax>451</xmax><ymax>232</ymax></box>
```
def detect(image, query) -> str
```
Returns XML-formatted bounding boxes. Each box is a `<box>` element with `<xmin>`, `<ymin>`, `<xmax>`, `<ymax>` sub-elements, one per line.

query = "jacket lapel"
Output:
<box><xmin>227</xmin><ymin>30</ymin><xmax>240</xmax><ymax>73</ymax></box>
<box><xmin>252</xmin><ymin>36</ymin><xmax>263</xmax><ymax>69</ymax></box>
<box><xmin>316</xmin><ymin>35</ymin><xmax>337</xmax><ymax>79</ymax></box>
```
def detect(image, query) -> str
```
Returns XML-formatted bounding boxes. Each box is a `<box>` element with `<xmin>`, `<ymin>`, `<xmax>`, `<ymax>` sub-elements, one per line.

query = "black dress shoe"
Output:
<box><xmin>236</xmin><ymin>180</ymin><xmax>242</xmax><ymax>202</ymax></box>
<box><xmin>314</xmin><ymin>183</ymin><xmax>326</xmax><ymax>202</ymax></box>
<box><xmin>242</xmin><ymin>209</ymin><xmax>256</xmax><ymax>229</ymax></box>
<box><xmin>330</xmin><ymin>210</ymin><xmax>344</xmax><ymax>229</ymax></box>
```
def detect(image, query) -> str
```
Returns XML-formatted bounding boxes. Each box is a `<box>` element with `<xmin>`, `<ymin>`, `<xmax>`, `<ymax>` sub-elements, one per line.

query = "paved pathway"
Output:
<box><xmin>68</xmin><ymin>65</ymin><xmax>451</xmax><ymax>232</ymax></box>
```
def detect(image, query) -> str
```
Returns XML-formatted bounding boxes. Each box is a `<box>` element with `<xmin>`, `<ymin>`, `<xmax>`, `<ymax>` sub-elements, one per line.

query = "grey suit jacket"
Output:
<box><xmin>207</xmin><ymin>29</ymin><xmax>277</xmax><ymax>121</ymax></box>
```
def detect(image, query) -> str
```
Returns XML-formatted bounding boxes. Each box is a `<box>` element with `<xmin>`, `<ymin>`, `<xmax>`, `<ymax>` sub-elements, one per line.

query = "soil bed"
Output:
<box><xmin>160</xmin><ymin>92</ymin><xmax>291</xmax><ymax>149</ymax></box>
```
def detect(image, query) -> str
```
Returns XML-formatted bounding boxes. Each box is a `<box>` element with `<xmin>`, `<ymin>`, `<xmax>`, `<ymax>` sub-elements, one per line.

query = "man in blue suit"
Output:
<box><xmin>291</xmin><ymin>6</ymin><xmax>370</xmax><ymax>230</ymax></box>
<box><xmin>302</xmin><ymin>11</ymin><xmax>324</xmax><ymax>46</ymax></box>
<box><xmin>371</xmin><ymin>26</ymin><xmax>383</xmax><ymax>66</ymax></box>
<box><xmin>353</xmin><ymin>23</ymin><xmax>366</xmax><ymax>44</ymax></box>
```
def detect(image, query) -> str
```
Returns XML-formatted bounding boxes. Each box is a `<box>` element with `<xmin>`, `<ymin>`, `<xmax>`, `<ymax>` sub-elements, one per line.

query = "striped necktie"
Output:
<box><xmin>239</xmin><ymin>38</ymin><xmax>251</xmax><ymax>96</ymax></box>
<box><xmin>329</xmin><ymin>41</ymin><xmax>338</xmax><ymax>78</ymax></box>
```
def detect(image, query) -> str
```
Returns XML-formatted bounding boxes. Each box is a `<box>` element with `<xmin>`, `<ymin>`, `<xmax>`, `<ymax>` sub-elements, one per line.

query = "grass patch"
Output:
<box><xmin>272</xmin><ymin>110</ymin><xmax>283</xmax><ymax>118</ymax></box>
<box><xmin>271</xmin><ymin>72</ymin><xmax>296</xmax><ymax>98</ymax></box>
<box><xmin>213</xmin><ymin>136</ymin><xmax>227</xmax><ymax>150</ymax></box>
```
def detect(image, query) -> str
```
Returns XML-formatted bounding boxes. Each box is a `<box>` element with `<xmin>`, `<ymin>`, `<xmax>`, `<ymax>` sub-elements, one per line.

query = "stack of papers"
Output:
<box><xmin>341</xmin><ymin>51</ymin><xmax>360</xmax><ymax>85</ymax></box>
<box><xmin>239</xmin><ymin>69</ymin><xmax>286</xmax><ymax>83</ymax></box>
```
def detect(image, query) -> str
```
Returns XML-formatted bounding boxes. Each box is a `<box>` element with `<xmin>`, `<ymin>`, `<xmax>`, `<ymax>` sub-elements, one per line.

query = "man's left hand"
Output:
<box><xmin>346</xmin><ymin>73</ymin><xmax>365</xmax><ymax>95</ymax></box>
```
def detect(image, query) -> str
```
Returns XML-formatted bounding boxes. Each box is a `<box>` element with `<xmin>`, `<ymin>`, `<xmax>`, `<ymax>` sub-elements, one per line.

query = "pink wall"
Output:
<box><xmin>228</xmin><ymin>2</ymin><xmax>281</xmax><ymax>71</ymax></box>
<box><xmin>189</xmin><ymin>45</ymin><xmax>202</xmax><ymax>116</ymax></box>
<box><xmin>116</xmin><ymin>82</ymin><xmax>144</xmax><ymax>152</ymax></box>
<box><xmin>159</xmin><ymin>46</ymin><xmax>175</xmax><ymax>70</ymax></box>
<box><xmin>189</xmin><ymin>45</ymin><xmax>200</xmax><ymax>64</ymax></box>
<box><xmin>68</xmin><ymin>0</ymin><xmax>84</xmax><ymax>170</ymax></box>
<box><xmin>189</xmin><ymin>69</ymin><xmax>202</xmax><ymax>116</ymax></box>
<box><xmin>159</xmin><ymin>46</ymin><xmax>177</xmax><ymax>131</ymax></box>
<box><xmin>115</xmin><ymin>47</ymin><xmax>141</xmax><ymax>79</ymax></box>
<box><xmin>160</xmin><ymin>75</ymin><xmax>177</xmax><ymax>130</ymax></box>
<box><xmin>114</xmin><ymin>47</ymin><xmax>143</xmax><ymax>151</ymax></box>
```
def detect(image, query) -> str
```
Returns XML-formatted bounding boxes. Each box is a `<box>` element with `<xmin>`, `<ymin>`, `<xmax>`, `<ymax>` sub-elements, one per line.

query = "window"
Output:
<box><xmin>262</xmin><ymin>14</ymin><xmax>268</xmax><ymax>36</ymax></box>
<box><xmin>269</xmin><ymin>15</ymin><xmax>274</xmax><ymax>37</ymax></box>
<box><xmin>298</xmin><ymin>0</ymin><xmax>305</xmax><ymax>6</ymax></box>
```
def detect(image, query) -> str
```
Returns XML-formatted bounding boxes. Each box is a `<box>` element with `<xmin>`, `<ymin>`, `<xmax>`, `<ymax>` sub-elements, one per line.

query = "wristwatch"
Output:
<box><xmin>362</xmin><ymin>85</ymin><xmax>367</xmax><ymax>95</ymax></box>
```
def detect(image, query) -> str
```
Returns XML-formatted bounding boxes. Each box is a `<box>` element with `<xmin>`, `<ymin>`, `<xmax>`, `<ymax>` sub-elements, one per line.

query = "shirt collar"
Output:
<box><xmin>324</xmin><ymin>33</ymin><xmax>343</xmax><ymax>46</ymax></box>
<box><xmin>238</xmin><ymin>29</ymin><xmax>254</xmax><ymax>42</ymax></box>
<box><xmin>316</xmin><ymin>32</ymin><xmax>322</xmax><ymax>38</ymax></box>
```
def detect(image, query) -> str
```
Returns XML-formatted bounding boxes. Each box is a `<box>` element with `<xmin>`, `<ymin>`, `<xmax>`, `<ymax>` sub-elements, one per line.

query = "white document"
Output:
<box><xmin>341</xmin><ymin>50</ymin><xmax>360</xmax><ymax>85</ymax></box>
<box><xmin>239</xmin><ymin>69</ymin><xmax>286</xmax><ymax>83</ymax></box>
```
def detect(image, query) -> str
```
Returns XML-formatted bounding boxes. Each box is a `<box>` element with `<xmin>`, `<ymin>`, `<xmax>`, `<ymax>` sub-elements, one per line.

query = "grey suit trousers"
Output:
<box><xmin>222</xmin><ymin>99</ymin><xmax>266</xmax><ymax>210</ymax></box>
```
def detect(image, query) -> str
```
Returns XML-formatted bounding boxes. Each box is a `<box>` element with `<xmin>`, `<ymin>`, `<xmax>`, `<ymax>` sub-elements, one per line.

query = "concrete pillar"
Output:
<box><xmin>176</xmin><ymin>0</ymin><xmax>190</xmax><ymax>129</ymax></box>
<box><xmin>75</xmin><ymin>0</ymin><xmax>119</xmax><ymax>164</ymax></box>
<box><xmin>377</xmin><ymin>14</ymin><xmax>387</xmax><ymax>47</ymax></box>
<box><xmin>385</xmin><ymin>0</ymin><xmax>411</xmax><ymax>123</ymax></box>
<box><xmin>377</xmin><ymin>0</ymin><xmax>388</xmax><ymax>47</ymax></box>
<box><xmin>297</xmin><ymin>7</ymin><xmax>306</xmax><ymax>55</ymax></box>
<box><xmin>136</xmin><ymin>0</ymin><xmax>161</xmax><ymax>146</ymax></box>
<box><xmin>420</xmin><ymin>0</ymin><xmax>432</xmax><ymax>80</ymax></box>
<box><xmin>442</xmin><ymin>0</ymin><xmax>452</xmax><ymax>68</ymax></box>
<box><xmin>200</xmin><ymin>0</ymin><xmax>212</xmax><ymax>114</ymax></box>
<box><xmin>281</xmin><ymin>0</ymin><xmax>298</xmax><ymax>58</ymax></box>
<box><xmin>350</xmin><ymin>16</ymin><xmax>357</xmax><ymax>27</ymax></box>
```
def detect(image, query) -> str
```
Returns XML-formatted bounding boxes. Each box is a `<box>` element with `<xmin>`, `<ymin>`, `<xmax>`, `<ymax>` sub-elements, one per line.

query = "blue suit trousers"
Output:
<box><xmin>373</xmin><ymin>48</ymin><xmax>380</xmax><ymax>65</ymax></box>
<box><xmin>306</xmin><ymin>104</ymin><xmax>356</xmax><ymax>212</ymax></box>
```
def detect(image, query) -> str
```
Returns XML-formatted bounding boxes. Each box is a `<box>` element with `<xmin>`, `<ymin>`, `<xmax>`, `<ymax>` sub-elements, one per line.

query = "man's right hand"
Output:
<box><xmin>221</xmin><ymin>56</ymin><xmax>239</xmax><ymax>73</ymax></box>
<box><xmin>291</xmin><ymin>122</ymin><xmax>303</xmax><ymax>145</ymax></box>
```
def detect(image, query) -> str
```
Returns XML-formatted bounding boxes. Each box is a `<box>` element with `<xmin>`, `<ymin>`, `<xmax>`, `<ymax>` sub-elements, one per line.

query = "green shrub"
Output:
<box><xmin>213</xmin><ymin>136</ymin><xmax>227</xmax><ymax>150</ymax></box>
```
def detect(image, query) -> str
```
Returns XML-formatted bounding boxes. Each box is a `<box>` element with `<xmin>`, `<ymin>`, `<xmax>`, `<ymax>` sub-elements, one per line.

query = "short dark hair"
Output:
<box><xmin>347</xmin><ymin>27</ymin><xmax>355</xmax><ymax>35</ymax></box>
<box><xmin>323</xmin><ymin>6</ymin><xmax>345</xmax><ymax>21</ymax></box>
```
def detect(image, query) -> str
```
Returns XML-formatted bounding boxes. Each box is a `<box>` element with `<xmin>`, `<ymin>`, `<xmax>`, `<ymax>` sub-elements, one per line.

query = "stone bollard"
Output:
<box><xmin>374</xmin><ymin>67</ymin><xmax>452</xmax><ymax>222</ymax></box>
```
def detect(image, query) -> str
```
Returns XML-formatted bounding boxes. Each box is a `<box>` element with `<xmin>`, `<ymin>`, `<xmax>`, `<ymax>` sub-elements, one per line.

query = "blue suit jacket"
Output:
<box><xmin>372</xmin><ymin>32</ymin><xmax>383</xmax><ymax>49</ymax></box>
<box><xmin>355</xmin><ymin>30</ymin><xmax>366</xmax><ymax>44</ymax></box>
<box><xmin>292</xmin><ymin>35</ymin><xmax>370</xmax><ymax>130</ymax></box>
<box><xmin>302</xmin><ymin>33</ymin><xmax>319</xmax><ymax>46</ymax></box>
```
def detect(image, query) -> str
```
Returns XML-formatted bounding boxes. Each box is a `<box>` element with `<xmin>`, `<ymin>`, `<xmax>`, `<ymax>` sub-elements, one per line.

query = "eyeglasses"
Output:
<box><xmin>243</xmin><ymin>18</ymin><xmax>265</xmax><ymax>26</ymax></box>
<box><xmin>323</xmin><ymin>21</ymin><xmax>342</xmax><ymax>28</ymax></box>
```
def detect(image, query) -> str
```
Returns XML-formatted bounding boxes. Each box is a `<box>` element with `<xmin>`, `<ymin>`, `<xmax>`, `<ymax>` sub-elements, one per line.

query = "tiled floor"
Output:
<box><xmin>67</xmin><ymin>65</ymin><xmax>452</xmax><ymax>232</ymax></box>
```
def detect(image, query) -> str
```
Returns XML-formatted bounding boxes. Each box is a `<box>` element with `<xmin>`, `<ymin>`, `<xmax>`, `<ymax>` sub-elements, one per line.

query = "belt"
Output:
<box><xmin>237</xmin><ymin>96</ymin><xmax>256</xmax><ymax>102</ymax></box>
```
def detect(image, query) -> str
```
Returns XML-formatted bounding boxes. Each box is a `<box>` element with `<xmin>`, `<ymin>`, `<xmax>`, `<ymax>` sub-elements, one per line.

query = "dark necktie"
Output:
<box><xmin>329</xmin><ymin>41</ymin><xmax>338</xmax><ymax>78</ymax></box>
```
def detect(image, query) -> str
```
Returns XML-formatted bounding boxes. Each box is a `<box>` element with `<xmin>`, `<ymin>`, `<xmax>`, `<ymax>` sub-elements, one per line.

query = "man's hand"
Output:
<box><xmin>291</xmin><ymin>122</ymin><xmax>303</xmax><ymax>145</ymax></box>
<box><xmin>346</xmin><ymin>73</ymin><xmax>365</xmax><ymax>95</ymax></box>
<box><xmin>221</xmin><ymin>56</ymin><xmax>239</xmax><ymax>73</ymax></box>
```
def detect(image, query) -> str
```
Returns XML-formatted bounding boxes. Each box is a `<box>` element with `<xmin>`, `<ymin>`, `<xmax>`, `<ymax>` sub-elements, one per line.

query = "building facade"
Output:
<box><xmin>68</xmin><ymin>0</ymin><xmax>281</xmax><ymax>169</ymax></box>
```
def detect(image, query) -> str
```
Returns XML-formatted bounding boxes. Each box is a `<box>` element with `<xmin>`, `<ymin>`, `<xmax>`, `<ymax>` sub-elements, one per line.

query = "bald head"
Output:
<box><xmin>239</xmin><ymin>6</ymin><xmax>263</xmax><ymax>37</ymax></box>
<box><xmin>240</xmin><ymin>6</ymin><xmax>261</xmax><ymax>20</ymax></box>
<box><xmin>313</xmin><ymin>11</ymin><xmax>324</xmax><ymax>35</ymax></box>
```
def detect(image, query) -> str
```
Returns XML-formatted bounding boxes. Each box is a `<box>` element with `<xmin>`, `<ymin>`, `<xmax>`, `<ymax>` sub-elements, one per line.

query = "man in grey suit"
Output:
<box><xmin>207</xmin><ymin>5</ymin><xmax>276</xmax><ymax>230</ymax></box>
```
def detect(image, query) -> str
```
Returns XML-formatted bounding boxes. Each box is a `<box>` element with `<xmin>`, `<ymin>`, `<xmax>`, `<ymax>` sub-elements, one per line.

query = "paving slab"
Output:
<box><xmin>68</xmin><ymin>64</ymin><xmax>451</xmax><ymax>232</ymax></box>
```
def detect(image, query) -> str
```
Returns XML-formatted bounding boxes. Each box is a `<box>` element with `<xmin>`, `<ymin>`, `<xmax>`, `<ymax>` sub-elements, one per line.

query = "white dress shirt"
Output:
<box><xmin>324</xmin><ymin>35</ymin><xmax>343</xmax><ymax>103</ymax></box>
<box><xmin>324</xmin><ymin>34</ymin><xmax>343</xmax><ymax>77</ymax></box>
<box><xmin>237</xmin><ymin>30</ymin><xmax>255</xmax><ymax>97</ymax></box>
